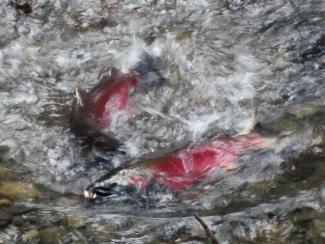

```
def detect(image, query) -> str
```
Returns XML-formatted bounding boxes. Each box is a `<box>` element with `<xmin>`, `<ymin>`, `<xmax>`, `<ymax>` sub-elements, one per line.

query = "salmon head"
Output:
<box><xmin>84</xmin><ymin>168</ymin><xmax>146</xmax><ymax>199</ymax></box>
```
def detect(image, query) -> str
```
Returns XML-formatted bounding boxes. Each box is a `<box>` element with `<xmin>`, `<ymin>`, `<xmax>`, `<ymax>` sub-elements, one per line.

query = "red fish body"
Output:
<box><xmin>70</xmin><ymin>72</ymin><xmax>139</xmax><ymax>151</ymax></box>
<box><xmin>70</xmin><ymin>52</ymin><xmax>165</xmax><ymax>151</ymax></box>
<box><xmin>84</xmin><ymin>74</ymin><xmax>138</xmax><ymax>128</ymax></box>
<box><xmin>134</xmin><ymin>133</ymin><xmax>268</xmax><ymax>189</ymax></box>
<box><xmin>86</xmin><ymin>133</ymin><xmax>272</xmax><ymax>198</ymax></box>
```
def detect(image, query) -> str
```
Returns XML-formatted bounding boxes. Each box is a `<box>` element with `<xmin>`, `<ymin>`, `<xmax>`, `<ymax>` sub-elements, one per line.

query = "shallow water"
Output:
<box><xmin>0</xmin><ymin>0</ymin><xmax>324</xmax><ymax>243</ymax></box>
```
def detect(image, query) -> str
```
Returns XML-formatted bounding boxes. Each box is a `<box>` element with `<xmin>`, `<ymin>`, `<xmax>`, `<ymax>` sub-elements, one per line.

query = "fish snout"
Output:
<box><xmin>84</xmin><ymin>182</ymin><xmax>138</xmax><ymax>199</ymax></box>
<box><xmin>84</xmin><ymin>182</ymin><xmax>120</xmax><ymax>199</ymax></box>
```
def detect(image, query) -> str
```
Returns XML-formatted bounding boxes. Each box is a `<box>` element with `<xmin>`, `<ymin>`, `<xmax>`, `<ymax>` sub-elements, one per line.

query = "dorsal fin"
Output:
<box><xmin>75</xmin><ymin>86</ymin><xmax>85</xmax><ymax>107</ymax></box>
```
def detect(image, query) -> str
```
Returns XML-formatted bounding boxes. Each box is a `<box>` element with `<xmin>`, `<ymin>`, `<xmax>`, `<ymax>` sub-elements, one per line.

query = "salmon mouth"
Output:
<box><xmin>84</xmin><ymin>182</ymin><xmax>138</xmax><ymax>200</ymax></box>
<box><xmin>84</xmin><ymin>182</ymin><xmax>119</xmax><ymax>199</ymax></box>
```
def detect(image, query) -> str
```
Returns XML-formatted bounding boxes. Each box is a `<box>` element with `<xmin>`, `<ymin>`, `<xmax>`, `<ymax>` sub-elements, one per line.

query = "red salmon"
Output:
<box><xmin>85</xmin><ymin>133</ymin><xmax>273</xmax><ymax>198</ymax></box>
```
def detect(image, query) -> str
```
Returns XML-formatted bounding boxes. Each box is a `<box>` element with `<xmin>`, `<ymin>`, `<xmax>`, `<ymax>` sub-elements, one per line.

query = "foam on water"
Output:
<box><xmin>0</xmin><ymin>0</ymin><xmax>324</xmax><ymax>242</ymax></box>
<box><xmin>0</xmin><ymin>0</ymin><xmax>322</xmax><ymax>194</ymax></box>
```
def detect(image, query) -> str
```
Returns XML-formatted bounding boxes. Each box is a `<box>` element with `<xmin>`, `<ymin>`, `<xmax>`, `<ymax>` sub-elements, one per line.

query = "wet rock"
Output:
<box><xmin>176</xmin><ymin>30</ymin><xmax>193</xmax><ymax>42</ymax></box>
<box><xmin>63</xmin><ymin>215</ymin><xmax>87</xmax><ymax>229</ymax></box>
<box><xmin>67</xmin><ymin>1</ymin><xmax>116</xmax><ymax>32</ymax></box>
<box><xmin>39</xmin><ymin>226</ymin><xmax>64</xmax><ymax>244</ymax></box>
<box><xmin>0</xmin><ymin>145</ymin><xmax>10</xmax><ymax>161</ymax></box>
<box><xmin>0</xmin><ymin>211</ymin><xmax>12</xmax><ymax>228</ymax></box>
<box><xmin>85</xmin><ymin>222</ymin><xmax>118</xmax><ymax>242</ymax></box>
<box><xmin>0</xmin><ymin>225</ymin><xmax>19</xmax><ymax>243</ymax></box>
<box><xmin>268</xmin><ymin>51</ymin><xmax>290</xmax><ymax>71</ymax></box>
<box><xmin>0</xmin><ymin>4</ymin><xmax>18</xmax><ymax>47</ymax></box>
<box><xmin>300</xmin><ymin>35</ymin><xmax>325</xmax><ymax>62</ymax></box>
<box><xmin>309</xmin><ymin>219</ymin><xmax>325</xmax><ymax>243</ymax></box>
<box><xmin>13</xmin><ymin>2</ymin><xmax>33</xmax><ymax>15</ymax></box>
<box><xmin>16</xmin><ymin>209</ymin><xmax>63</xmax><ymax>229</ymax></box>
<box><xmin>254</xmin><ymin>220</ymin><xmax>293</xmax><ymax>243</ymax></box>
<box><xmin>255</xmin><ymin>113</ymin><xmax>304</xmax><ymax>134</ymax></box>
<box><xmin>9</xmin><ymin>204</ymin><xmax>35</xmax><ymax>216</ymax></box>
<box><xmin>11</xmin><ymin>215</ymin><xmax>25</xmax><ymax>226</ymax></box>
<box><xmin>288</xmin><ymin>207</ymin><xmax>318</xmax><ymax>225</ymax></box>
<box><xmin>0</xmin><ymin>198</ymin><xmax>13</xmax><ymax>208</ymax></box>
<box><xmin>22</xmin><ymin>228</ymin><xmax>39</xmax><ymax>242</ymax></box>
<box><xmin>0</xmin><ymin>166</ymin><xmax>12</xmax><ymax>181</ymax></box>
<box><xmin>0</xmin><ymin>195</ymin><xmax>14</xmax><ymax>228</ymax></box>
<box><xmin>0</xmin><ymin>182</ymin><xmax>40</xmax><ymax>199</ymax></box>
<box><xmin>290</xmin><ymin>102</ymin><xmax>325</xmax><ymax>119</ymax></box>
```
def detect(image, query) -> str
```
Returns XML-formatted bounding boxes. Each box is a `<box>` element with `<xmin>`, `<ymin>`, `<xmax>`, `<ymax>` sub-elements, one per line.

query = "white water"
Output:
<box><xmin>0</xmin><ymin>0</ymin><xmax>324</xmax><ymax>243</ymax></box>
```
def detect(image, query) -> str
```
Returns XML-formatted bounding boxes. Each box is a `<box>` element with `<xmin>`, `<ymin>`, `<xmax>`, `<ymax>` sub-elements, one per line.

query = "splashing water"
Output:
<box><xmin>0</xmin><ymin>0</ymin><xmax>324</xmax><ymax>243</ymax></box>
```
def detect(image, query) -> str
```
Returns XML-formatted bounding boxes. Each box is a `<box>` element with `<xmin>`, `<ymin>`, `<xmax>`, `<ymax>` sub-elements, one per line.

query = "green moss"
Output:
<box><xmin>39</xmin><ymin>227</ymin><xmax>64</xmax><ymax>244</ymax></box>
<box><xmin>0</xmin><ymin>182</ymin><xmax>40</xmax><ymax>199</ymax></box>
<box><xmin>0</xmin><ymin>166</ymin><xmax>12</xmax><ymax>180</ymax></box>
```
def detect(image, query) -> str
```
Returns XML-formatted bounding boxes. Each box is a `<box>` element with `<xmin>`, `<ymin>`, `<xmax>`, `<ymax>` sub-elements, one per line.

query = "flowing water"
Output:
<box><xmin>0</xmin><ymin>0</ymin><xmax>324</xmax><ymax>243</ymax></box>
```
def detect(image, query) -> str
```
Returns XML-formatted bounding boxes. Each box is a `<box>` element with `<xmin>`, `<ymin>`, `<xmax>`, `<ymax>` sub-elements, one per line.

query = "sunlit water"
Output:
<box><xmin>0</xmin><ymin>0</ymin><xmax>324</xmax><ymax>243</ymax></box>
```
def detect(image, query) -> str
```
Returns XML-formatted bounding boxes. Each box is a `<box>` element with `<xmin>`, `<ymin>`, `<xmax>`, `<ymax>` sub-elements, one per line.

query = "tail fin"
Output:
<box><xmin>134</xmin><ymin>52</ymin><xmax>166</xmax><ymax>87</ymax></box>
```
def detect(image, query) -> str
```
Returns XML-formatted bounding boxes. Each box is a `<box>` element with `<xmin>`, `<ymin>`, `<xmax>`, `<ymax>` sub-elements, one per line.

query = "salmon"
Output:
<box><xmin>85</xmin><ymin>133</ymin><xmax>273</xmax><ymax>198</ymax></box>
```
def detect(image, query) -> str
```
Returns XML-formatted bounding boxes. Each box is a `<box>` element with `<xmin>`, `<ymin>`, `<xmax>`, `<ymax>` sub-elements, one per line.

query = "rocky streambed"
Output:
<box><xmin>0</xmin><ymin>0</ymin><xmax>324</xmax><ymax>243</ymax></box>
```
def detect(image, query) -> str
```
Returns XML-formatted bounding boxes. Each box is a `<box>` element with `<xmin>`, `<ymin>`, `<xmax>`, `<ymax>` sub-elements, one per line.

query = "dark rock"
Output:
<box><xmin>10</xmin><ymin>1</ymin><xmax>32</xmax><ymax>14</ymax></box>
<box><xmin>11</xmin><ymin>215</ymin><xmax>25</xmax><ymax>226</ymax></box>
<box><xmin>0</xmin><ymin>210</ymin><xmax>12</xmax><ymax>228</ymax></box>
<box><xmin>39</xmin><ymin>227</ymin><xmax>64</xmax><ymax>244</ymax></box>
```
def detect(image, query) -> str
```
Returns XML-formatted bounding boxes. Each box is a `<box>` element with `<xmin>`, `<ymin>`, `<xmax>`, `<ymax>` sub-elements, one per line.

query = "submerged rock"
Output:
<box><xmin>9</xmin><ymin>1</ymin><xmax>33</xmax><ymax>15</ymax></box>
<box><xmin>0</xmin><ymin>182</ymin><xmax>40</xmax><ymax>199</ymax></box>
<box><xmin>0</xmin><ymin>210</ymin><xmax>12</xmax><ymax>228</ymax></box>
<box><xmin>39</xmin><ymin>227</ymin><xmax>64</xmax><ymax>244</ymax></box>
<box><xmin>22</xmin><ymin>228</ymin><xmax>39</xmax><ymax>242</ymax></box>
<box><xmin>63</xmin><ymin>215</ymin><xmax>87</xmax><ymax>229</ymax></box>
<box><xmin>0</xmin><ymin>198</ymin><xmax>13</xmax><ymax>208</ymax></box>
<box><xmin>0</xmin><ymin>3</ymin><xmax>17</xmax><ymax>47</ymax></box>
<box><xmin>0</xmin><ymin>166</ymin><xmax>12</xmax><ymax>180</ymax></box>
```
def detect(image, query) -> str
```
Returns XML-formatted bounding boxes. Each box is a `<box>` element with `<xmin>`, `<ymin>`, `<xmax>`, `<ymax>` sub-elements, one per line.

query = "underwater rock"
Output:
<box><xmin>10</xmin><ymin>1</ymin><xmax>32</xmax><ymax>15</ymax></box>
<box><xmin>0</xmin><ymin>198</ymin><xmax>13</xmax><ymax>208</ymax></box>
<box><xmin>39</xmin><ymin>227</ymin><xmax>64</xmax><ymax>244</ymax></box>
<box><xmin>0</xmin><ymin>195</ymin><xmax>13</xmax><ymax>229</ymax></box>
<box><xmin>63</xmin><ymin>215</ymin><xmax>87</xmax><ymax>229</ymax></box>
<box><xmin>0</xmin><ymin>182</ymin><xmax>40</xmax><ymax>199</ymax></box>
<box><xmin>0</xmin><ymin>3</ymin><xmax>17</xmax><ymax>46</ymax></box>
<box><xmin>0</xmin><ymin>215</ymin><xmax>11</xmax><ymax>228</ymax></box>
<box><xmin>22</xmin><ymin>228</ymin><xmax>39</xmax><ymax>242</ymax></box>
<box><xmin>0</xmin><ymin>166</ymin><xmax>12</xmax><ymax>180</ymax></box>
